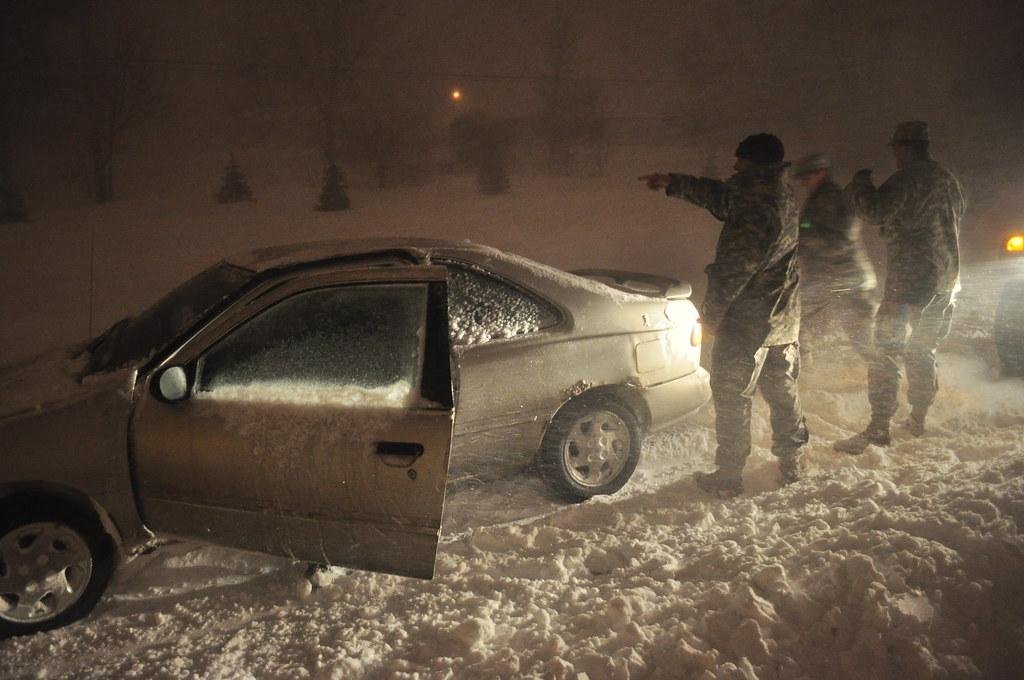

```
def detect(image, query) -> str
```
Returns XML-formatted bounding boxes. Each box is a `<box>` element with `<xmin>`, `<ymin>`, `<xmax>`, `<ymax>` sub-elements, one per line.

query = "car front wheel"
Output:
<box><xmin>538</xmin><ymin>395</ymin><xmax>642</xmax><ymax>502</ymax></box>
<box><xmin>0</xmin><ymin>504</ymin><xmax>115</xmax><ymax>638</ymax></box>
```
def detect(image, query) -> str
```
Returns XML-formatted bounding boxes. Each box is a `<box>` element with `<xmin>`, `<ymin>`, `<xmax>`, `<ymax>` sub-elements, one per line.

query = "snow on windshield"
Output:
<box><xmin>0</xmin><ymin>347</ymin><xmax>95</xmax><ymax>418</ymax></box>
<box><xmin>85</xmin><ymin>262</ymin><xmax>252</xmax><ymax>375</ymax></box>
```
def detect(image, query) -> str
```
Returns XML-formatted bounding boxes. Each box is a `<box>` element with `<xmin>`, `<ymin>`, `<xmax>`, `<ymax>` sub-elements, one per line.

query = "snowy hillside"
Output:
<box><xmin>1</xmin><ymin>176</ymin><xmax>1023</xmax><ymax>679</ymax></box>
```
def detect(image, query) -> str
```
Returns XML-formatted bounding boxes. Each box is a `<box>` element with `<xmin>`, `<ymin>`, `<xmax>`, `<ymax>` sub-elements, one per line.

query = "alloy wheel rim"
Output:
<box><xmin>561</xmin><ymin>410</ymin><xmax>631</xmax><ymax>488</ymax></box>
<box><xmin>0</xmin><ymin>522</ymin><xmax>93</xmax><ymax>624</ymax></box>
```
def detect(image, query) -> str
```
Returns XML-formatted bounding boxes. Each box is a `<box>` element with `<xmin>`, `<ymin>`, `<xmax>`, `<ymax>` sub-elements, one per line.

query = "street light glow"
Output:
<box><xmin>451</xmin><ymin>88</ymin><xmax>462</xmax><ymax>101</ymax></box>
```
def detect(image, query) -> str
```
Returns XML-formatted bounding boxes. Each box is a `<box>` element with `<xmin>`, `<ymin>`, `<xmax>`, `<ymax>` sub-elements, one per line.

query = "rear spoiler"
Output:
<box><xmin>571</xmin><ymin>269</ymin><xmax>692</xmax><ymax>300</ymax></box>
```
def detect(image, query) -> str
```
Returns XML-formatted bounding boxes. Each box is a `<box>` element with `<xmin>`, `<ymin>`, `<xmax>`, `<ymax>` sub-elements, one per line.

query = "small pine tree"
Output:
<box><xmin>215</xmin><ymin>155</ymin><xmax>254</xmax><ymax>204</ymax></box>
<box><xmin>316</xmin><ymin>158</ymin><xmax>351</xmax><ymax>211</ymax></box>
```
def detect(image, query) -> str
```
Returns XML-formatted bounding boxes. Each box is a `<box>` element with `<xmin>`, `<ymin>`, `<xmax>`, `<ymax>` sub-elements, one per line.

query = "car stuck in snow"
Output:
<box><xmin>0</xmin><ymin>238</ymin><xmax>709</xmax><ymax>636</ymax></box>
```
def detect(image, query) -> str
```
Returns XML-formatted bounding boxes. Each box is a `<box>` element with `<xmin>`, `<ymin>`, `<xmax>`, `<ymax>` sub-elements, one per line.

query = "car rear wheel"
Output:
<box><xmin>538</xmin><ymin>395</ymin><xmax>642</xmax><ymax>502</ymax></box>
<box><xmin>0</xmin><ymin>504</ymin><xmax>115</xmax><ymax>638</ymax></box>
<box><xmin>995</xmin><ymin>279</ymin><xmax>1024</xmax><ymax>376</ymax></box>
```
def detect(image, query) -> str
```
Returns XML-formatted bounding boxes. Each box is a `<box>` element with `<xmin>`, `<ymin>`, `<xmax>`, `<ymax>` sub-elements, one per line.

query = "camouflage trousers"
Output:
<box><xmin>710</xmin><ymin>336</ymin><xmax>809</xmax><ymax>471</ymax></box>
<box><xmin>868</xmin><ymin>291</ymin><xmax>955</xmax><ymax>423</ymax></box>
<box><xmin>800</xmin><ymin>288</ymin><xmax>877</xmax><ymax>361</ymax></box>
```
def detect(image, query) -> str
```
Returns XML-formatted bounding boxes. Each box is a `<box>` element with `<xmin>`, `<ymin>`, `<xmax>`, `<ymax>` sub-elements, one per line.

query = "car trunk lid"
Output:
<box><xmin>570</xmin><ymin>269</ymin><xmax>692</xmax><ymax>300</ymax></box>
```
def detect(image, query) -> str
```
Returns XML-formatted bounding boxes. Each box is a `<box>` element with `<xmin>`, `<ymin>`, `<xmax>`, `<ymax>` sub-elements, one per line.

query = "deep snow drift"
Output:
<box><xmin>1</xmin><ymin>177</ymin><xmax>1023</xmax><ymax>679</ymax></box>
<box><xmin>2</xmin><ymin>350</ymin><xmax>1022</xmax><ymax>680</ymax></box>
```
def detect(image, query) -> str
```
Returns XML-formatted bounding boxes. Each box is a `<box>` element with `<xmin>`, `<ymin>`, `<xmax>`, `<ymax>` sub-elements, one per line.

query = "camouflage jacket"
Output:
<box><xmin>799</xmin><ymin>177</ymin><xmax>876</xmax><ymax>297</ymax></box>
<box><xmin>667</xmin><ymin>163</ymin><xmax>800</xmax><ymax>347</ymax></box>
<box><xmin>846</xmin><ymin>156</ymin><xmax>964</xmax><ymax>305</ymax></box>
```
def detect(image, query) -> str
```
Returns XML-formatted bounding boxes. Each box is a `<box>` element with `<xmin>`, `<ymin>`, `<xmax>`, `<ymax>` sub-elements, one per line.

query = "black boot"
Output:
<box><xmin>778</xmin><ymin>455</ymin><xmax>805</xmax><ymax>485</ymax></box>
<box><xmin>694</xmin><ymin>467</ymin><xmax>744</xmax><ymax>498</ymax></box>
<box><xmin>902</xmin><ymin>407</ymin><xmax>927</xmax><ymax>437</ymax></box>
<box><xmin>833</xmin><ymin>420</ymin><xmax>891</xmax><ymax>455</ymax></box>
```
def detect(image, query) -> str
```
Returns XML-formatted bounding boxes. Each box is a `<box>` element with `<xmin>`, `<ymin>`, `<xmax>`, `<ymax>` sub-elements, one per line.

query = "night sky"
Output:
<box><xmin>2</xmin><ymin>0</ymin><xmax>1023</xmax><ymax>359</ymax></box>
<box><xmin>3</xmin><ymin>0</ymin><xmax>1022</xmax><ymax>205</ymax></box>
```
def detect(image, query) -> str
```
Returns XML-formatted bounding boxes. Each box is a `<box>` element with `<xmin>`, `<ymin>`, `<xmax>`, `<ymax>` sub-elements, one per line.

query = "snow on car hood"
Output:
<box><xmin>0</xmin><ymin>347</ymin><xmax>133</xmax><ymax>421</ymax></box>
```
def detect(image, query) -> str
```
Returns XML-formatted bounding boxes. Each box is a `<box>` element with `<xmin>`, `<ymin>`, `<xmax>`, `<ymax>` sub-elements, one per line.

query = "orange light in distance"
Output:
<box><xmin>1006</xmin><ymin>234</ymin><xmax>1024</xmax><ymax>253</ymax></box>
<box><xmin>690</xmin><ymin>320</ymin><xmax>703</xmax><ymax>346</ymax></box>
<box><xmin>451</xmin><ymin>88</ymin><xmax>462</xmax><ymax>101</ymax></box>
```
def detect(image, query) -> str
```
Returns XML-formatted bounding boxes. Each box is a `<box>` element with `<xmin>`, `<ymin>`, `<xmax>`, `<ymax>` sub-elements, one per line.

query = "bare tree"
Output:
<box><xmin>539</xmin><ymin>2</ymin><xmax>607</xmax><ymax>176</ymax></box>
<box><xmin>540</xmin><ymin>4</ymin><xmax>574</xmax><ymax>175</ymax></box>
<box><xmin>282</xmin><ymin>2</ymin><xmax>400</xmax><ymax>162</ymax></box>
<box><xmin>366</xmin><ymin>104</ymin><xmax>434</xmax><ymax>188</ymax></box>
<box><xmin>280</xmin><ymin>1</ymin><xmax>434</xmax><ymax>204</ymax></box>
<box><xmin>451</xmin><ymin>110</ymin><xmax>513</xmax><ymax>195</ymax></box>
<box><xmin>0</xmin><ymin>125</ymin><xmax>27</xmax><ymax>223</ymax></box>
<box><xmin>675</xmin><ymin>3</ymin><xmax>821</xmax><ymax>134</ymax></box>
<box><xmin>283</xmin><ymin>0</ymin><xmax>353</xmax><ymax>166</ymax></box>
<box><xmin>76</xmin><ymin>1</ymin><xmax>163</xmax><ymax>204</ymax></box>
<box><xmin>0</xmin><ymin>0</ymin><xmax>44</xmax><ymax>222</ymax></box>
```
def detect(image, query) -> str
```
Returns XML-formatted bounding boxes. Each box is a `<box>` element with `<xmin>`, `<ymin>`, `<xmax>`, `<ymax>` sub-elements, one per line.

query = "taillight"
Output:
<box><xmin>1007</xmin><ymin>234</ymin><xmax>1024</xmax><ymax>253</ymax></box>
<box><xmin>690</xmin><ymin>320</ymin><xmax>703</xmax><ymax>346</ymax></box>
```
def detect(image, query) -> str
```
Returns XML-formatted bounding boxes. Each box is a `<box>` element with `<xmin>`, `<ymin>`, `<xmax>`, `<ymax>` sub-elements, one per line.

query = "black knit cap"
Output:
<box><xmin>735</xmin><ymin>133</ymin><xmax>785</xmax><ymax>165</ymax></box>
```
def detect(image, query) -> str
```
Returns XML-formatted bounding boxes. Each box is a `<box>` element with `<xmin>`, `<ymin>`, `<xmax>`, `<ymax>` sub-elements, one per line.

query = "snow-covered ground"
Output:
<box><xmin>3</xmin><ymin>350</ymin><xmax>1022</xmax><ymax>679</ymax></box>
<box><xmin>2</xmin><ymin>176</ymin><xmax>1023</xmax><ymax>678</ymax></box>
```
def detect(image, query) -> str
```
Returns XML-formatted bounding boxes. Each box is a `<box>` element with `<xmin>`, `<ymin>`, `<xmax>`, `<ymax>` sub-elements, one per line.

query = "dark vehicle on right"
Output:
<box><xmin>995</xmin><ymin>230</ymin><xmax>1024</xmax><ymax>376</ymax></box>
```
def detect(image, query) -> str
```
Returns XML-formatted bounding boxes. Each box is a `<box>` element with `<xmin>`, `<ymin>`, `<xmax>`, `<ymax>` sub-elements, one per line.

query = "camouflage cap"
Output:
<box><xmin>890</xmin><ymin>121</ymin><xmax>929</xmax><ymax>145</ymax></box>
<box><xmin>793</xmin><ymin>153</ymin><xmax>831</xmax><ymax>177</ymax></box>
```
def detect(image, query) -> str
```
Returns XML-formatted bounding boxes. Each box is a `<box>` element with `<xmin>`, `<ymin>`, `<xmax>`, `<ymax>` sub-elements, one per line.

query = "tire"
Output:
<box><xmin>0</xmin><ymin>501</ymin><xmax>116</xmax><ymax>638</ymax></box>
<box><xmin>995</xmin><ymin>279</ymin><xmax>1024</xmax><ymax>377</ymax></box>
<box><xmin>537</xmin><ymin>395</ymin><xmax>642</xmax><ymax>503</ymax></box>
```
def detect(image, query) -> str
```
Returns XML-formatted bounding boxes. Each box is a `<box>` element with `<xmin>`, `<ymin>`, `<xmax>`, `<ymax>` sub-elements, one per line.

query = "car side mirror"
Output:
<box><xmin>157</xmin><ymin>366</ymin><xmax>189</xmax><ymax>402</ymax></box>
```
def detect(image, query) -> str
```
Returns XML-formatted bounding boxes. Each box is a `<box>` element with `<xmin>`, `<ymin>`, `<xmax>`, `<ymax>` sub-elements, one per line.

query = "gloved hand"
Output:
<box><xmin>638</xmin><ymin>174</ymin><xmax>672</xmax><ymax>191</ymax></box>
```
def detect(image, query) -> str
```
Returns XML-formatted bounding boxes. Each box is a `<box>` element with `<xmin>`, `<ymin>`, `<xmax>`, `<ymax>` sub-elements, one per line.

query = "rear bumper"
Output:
<box><xmin>643</xmin><ymin>366</ymin><xmax>711</xmax><ymax>432</ymax></box>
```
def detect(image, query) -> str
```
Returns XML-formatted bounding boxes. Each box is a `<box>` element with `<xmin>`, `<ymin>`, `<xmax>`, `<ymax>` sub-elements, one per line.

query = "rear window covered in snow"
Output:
<box><xmin>446</xmin><ymin>264</ymin><xmax>559</xmax><ymax>346</ymax></box>
<box><xmin>197</xmin><ymin>284</ymin><xmax>427</xmax><ymax>405</ymax></box>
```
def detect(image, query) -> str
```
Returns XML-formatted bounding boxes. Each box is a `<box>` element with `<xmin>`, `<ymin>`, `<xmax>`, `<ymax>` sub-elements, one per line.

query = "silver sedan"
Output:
<box><xmin>0</xmin><ymin>238</ymin><xmax>709</xmax><ymax>636</ymax></box>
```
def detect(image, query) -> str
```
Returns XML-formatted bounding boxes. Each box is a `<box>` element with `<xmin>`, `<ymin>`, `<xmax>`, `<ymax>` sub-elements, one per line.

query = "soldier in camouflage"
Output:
<box><xmin>641</xmin><ymin>133</ymin><xmax>809</xmax><ymax>498</ymax></box>
<box><xmin>834</xmin><ymin>121</ymin><xmax>964</xmax><ymax>453</ymax></box>
<box><xmin>793</xmin><ymin>153</ymin><xmax>877</xmax><ymax>361</ymax></box>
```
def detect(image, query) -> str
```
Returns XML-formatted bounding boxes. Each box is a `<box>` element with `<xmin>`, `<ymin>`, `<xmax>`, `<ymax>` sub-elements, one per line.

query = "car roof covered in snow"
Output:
<box><xmin>226</xmin><ymin>238</ymin><xmax>478</xmax><ymax>272</ymax></box>
<box><xmin>226</xmin><ymin>238</ymin><xmax>658</xmax><ymax>301</ymax></box>
<box><xmin>228</xmin><ymin>238</ymin><xmax>622</xmax><ymax>299</ymax></box>
<box><xmin>225</xmin><ymin>238</ymin><xmax>686</xmax><ymax>336</ymax></box>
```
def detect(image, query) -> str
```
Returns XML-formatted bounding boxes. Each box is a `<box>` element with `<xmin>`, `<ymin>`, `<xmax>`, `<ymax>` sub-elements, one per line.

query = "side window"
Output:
<box><xmin>446</xmin><ymin>265</ymin><xmax>559</xmax><ymax>346</ymax></box>
<box><xmin>197</xmin><ymin>284</ymin><xmax>427</xmax><ymax>407</ymax></box>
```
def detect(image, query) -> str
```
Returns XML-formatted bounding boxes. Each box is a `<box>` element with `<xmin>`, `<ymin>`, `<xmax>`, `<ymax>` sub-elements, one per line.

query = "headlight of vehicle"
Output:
<box><xmin>1006</xmin><ymin>233</ymin><xmax>1024</xmax><ymax>253</ymax></box>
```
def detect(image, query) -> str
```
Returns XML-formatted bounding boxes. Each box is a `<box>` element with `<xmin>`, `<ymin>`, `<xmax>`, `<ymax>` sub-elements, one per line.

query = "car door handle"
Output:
<box><xmin>375</xmin><ymin>441</ymin><xmax>425</xmax><ymax>467</ymax></box>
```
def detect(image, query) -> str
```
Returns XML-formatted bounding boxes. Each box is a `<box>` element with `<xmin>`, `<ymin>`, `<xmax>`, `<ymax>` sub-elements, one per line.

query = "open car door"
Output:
<box><xmin>130</xmin><ymin>264</ymin><xmax>453</xmax><ymax>578</ymax></box>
